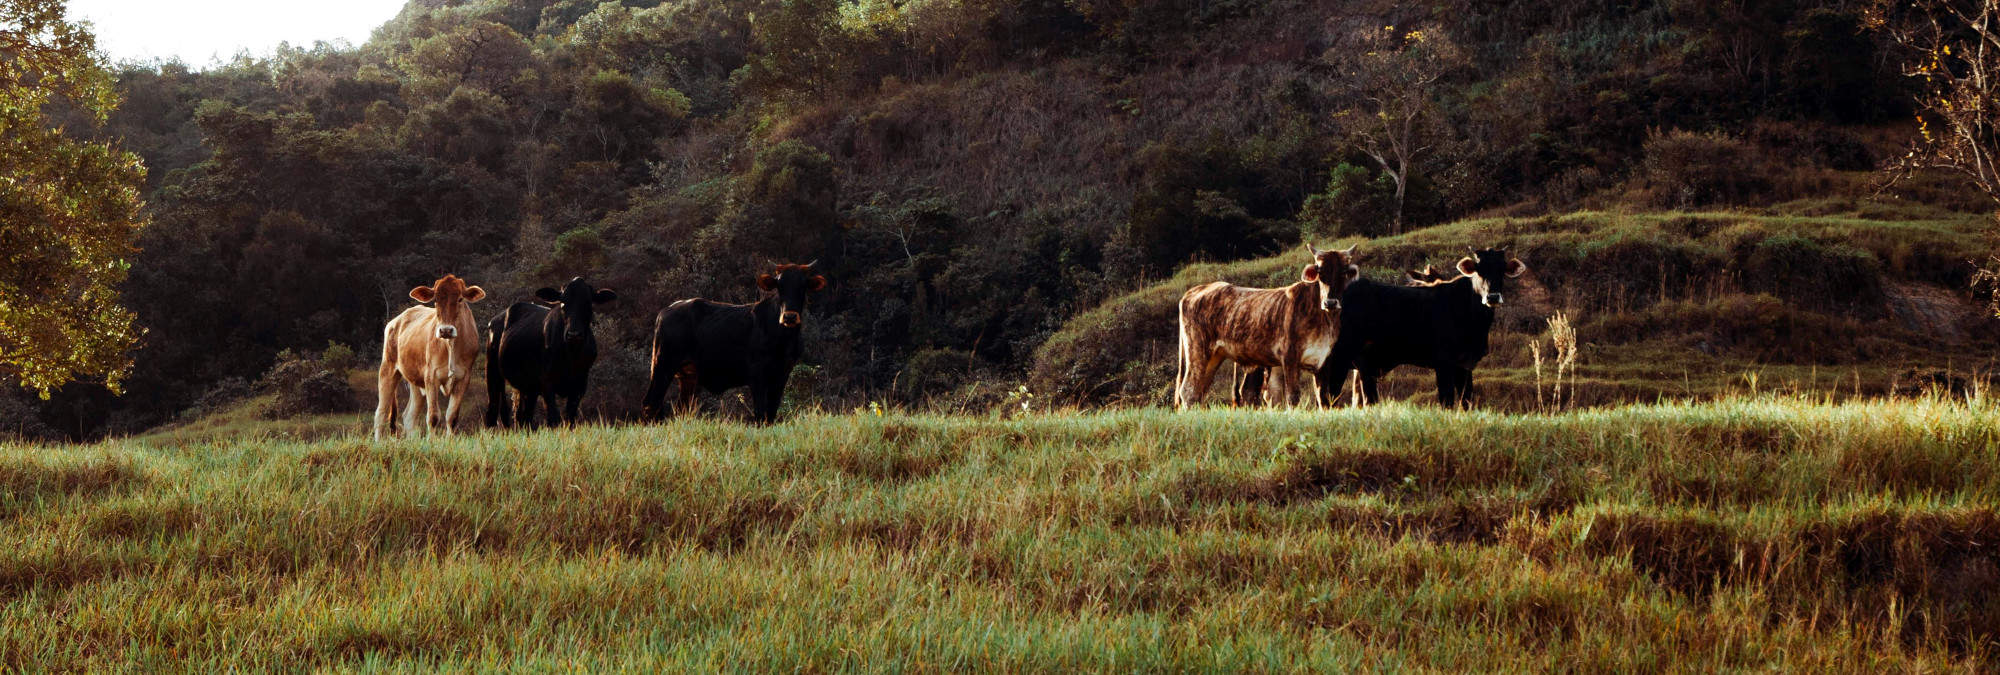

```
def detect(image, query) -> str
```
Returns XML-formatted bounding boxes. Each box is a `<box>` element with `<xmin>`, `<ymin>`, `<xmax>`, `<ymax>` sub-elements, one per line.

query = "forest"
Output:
<box><xmin>5</xmin><ymin>0</ymin><xmax>1994</xmax><ymax>438</ymax></box>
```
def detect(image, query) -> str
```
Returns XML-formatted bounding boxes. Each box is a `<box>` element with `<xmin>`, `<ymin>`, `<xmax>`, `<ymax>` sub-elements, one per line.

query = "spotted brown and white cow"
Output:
<box><xmin>1174</xmin><ymin>244</ymin><xmax>1359</xmax><ymax>410</ymax></box>
<box><xmin>375</xmin><ymin>274</ymin><xmax>486</xmax><ymax>440</ymax></box>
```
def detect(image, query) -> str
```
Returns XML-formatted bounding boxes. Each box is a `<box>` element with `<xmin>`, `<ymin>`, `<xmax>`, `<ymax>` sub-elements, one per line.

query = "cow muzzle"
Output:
<box><xmin>564</xmin><ymin>330</ymin><xmax>585</xmax><ymax>344</ymax></box>
<box><xmin>779</xmin><ymin>311</ymin><xmax>802</xmax><ymax>328</ymax></box>
<box><xmin>1484</xmin><ymin>293</ymin><xmax>1505</xmax><ymax>306</ymax></box>
<box><xmin>1322</xmin><ymin>298</ymin><xmax>1341</xmax><ymax>312</ymax></box>
<box><xmin>435</xmin><ymin>325</ymin><xmax>458</xmax><ymax>340</ymax></box>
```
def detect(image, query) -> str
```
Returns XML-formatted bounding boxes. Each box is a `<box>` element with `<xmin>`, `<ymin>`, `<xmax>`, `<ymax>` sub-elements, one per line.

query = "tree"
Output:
<box><xmin>0</xmin><ymin>0</ymin><xmax>146</xmax><ymax>396</ymax></box>
<box><xmin>1323</xmin><ymin>25</ymin><xmax>1465</xmax><ymax>234</ymax></box>
<box><xmin>1875</xmin><ymin>0</ymin><xmax>2000</xmax><ymax>199</ymax></box>
<box><xmin>1874</xmin><ymin>0</ymin><xmax>2000</xmax><ymax>315</ymax></box>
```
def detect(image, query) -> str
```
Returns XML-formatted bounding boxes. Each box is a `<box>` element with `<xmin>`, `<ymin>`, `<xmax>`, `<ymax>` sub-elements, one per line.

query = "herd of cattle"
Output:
<box><xmin>372</xmin><ymin>263</ymin><xmax>827</xmax><ymax>440</ymax></box>
<box><xmin>370</xmin><ymin>247</ymin><xmax>1526</xmax><ymax>440</ymax></box>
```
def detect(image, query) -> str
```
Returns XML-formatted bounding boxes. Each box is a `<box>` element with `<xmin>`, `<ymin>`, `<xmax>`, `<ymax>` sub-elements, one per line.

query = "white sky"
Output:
<box><xmin>67</xmin><ymin>0</ymin><xmax>410</xmax><ymax>65</ymax></box>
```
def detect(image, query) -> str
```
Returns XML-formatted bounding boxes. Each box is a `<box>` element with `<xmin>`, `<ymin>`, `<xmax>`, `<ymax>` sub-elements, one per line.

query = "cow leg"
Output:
<box><xmin>542</xmin><ymin>392</ymin><xmax>562</xmax><ymax>429</ymax></box>
<box><xmin>761</xmin><ymin>369</ymin><xmax>793</xmax><ymax>423</ymax></box>
<box><xmin>1320</xmin><ymin>338</ymin><xmax>1362</xmax><ymax>407</ymax></box>
<box><xmin>485</xmin><ymin>332</ymin><xmax>506</xmax><ymax>429</ymax></box>
<box><xmin>514</xmin><ymin>384</ymin><xmax>539</xmax><ymax>430</ymax></box>
<box><xmin>403</xmin><ymin>384</ymin><xmax>429</xmax><ymax>437</ymax></box>
<box><xmin>423</xmin><ymin>384</ymin><xmax>443</xmax><ymax>436</ymax></box>
<box><xmin>491</xmin><ymin>388</ymin><xmax>513</xmax><ymax>429</ymax></box>
<box><xmin>674</xmin><ymin>368</ymin><xmax>700</xmax><ymax>418</ymax></box>
<box><xmin>374</xmin><ymin>364</ymin><xmax>400</xmax><ymax>442</ymax></box>
<box><xmin>1360</xmin><ymin>368</ymin><xmax>1382</xmax><ymax>407</ymax></box>
<box><xmin>563</xmin><ymin>387</ymin><xmax>585</xmax><ymax>427</ymax></box>
<box><xmin>1178</xmin><ymin>353</ymin><xmax>1225</xmax><ymax>410</ymax></box>
<box><xmin>1233</xmin><ymin>367</ymin><xmax>1267</xmax><ymax>407</ymax></box>
<box><xmin>640</xmin><ymin>358</ymin><xmax>675</xmax><ymax>423</ymax></box>
<box><xmin>443</xmin><ymin>376</ymin><xmax>468</xmax><ymax>437</ymax></box>
<box><xmin>1451</xmin><ymin>368</ymin><xmax>1477</xmax><ymax>409</ymax></box>
<box><xmin>1174</xmin><ymin>334</ymin><xmax>1218</xmax><ymax>410</ymax></box>
<box><xmin>1436</xmin><ymin>368</ymin><xmax>1465</xmax><ymax>409</ymax></box>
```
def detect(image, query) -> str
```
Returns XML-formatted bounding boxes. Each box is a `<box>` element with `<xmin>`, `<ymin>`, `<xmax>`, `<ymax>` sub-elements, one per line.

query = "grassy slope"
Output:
<box><xmin>1031</xmin><ymin>205</ymin><xmax>1996</xmax><ymax>407</ymax></box>
<box><xmin>3</xmin><ymin>399</ymin><xmax>1996</xmax><ymax>671</ymax></box>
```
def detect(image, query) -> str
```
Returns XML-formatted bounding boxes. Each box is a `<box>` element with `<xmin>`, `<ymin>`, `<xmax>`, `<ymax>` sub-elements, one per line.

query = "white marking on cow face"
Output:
<box><xmin>1306</xmin><ymin>244</ymin><xmax>1360</xmax><ymax>313</ymax></box>
<box><xmin>1458</xmin><ymin>251</ymin><xmax>1524</xmax><ymax>307</ymax></box>
<box><xmin>411</xmin><ymin>275</ymin><xmax>485</xmax><ymax>341</ymax></box>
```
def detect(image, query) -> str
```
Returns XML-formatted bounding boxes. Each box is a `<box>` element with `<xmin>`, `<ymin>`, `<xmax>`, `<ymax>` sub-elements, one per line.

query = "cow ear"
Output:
<box><xmin>757</xmin><ymin>274</ymin><xmax>778</xmax><ymax>291</ymax></box>
<box><xmin>1345</xmin><ymin>264</ymin><xmax>1360</xmax><ymax>281</ymax></box>
<box><xmin>409</xmin><ymin>286</ymin><xmax>436</xmax><ymax>303</ymax></box>
<box><xmin>593</xmin><ymin>289</ymin><xmax>618</xmax><ymax>304</ymax></box>
<box><xmin>463</xmin><ymin>286</ymin><xmax>486</xmax><ymax>303</ymax></box>
<box><xmin>1506</xmin><ymin>258</ymin><xmax>1528</xmax><ymax>278</ymax></box>
<box><xmin>1456</xmin><ymin>257</ymin><xmax>1479</xmax><ymax>277</ymax></box>
<box><xmin>808</xmin><ymin>275</ymin><xmax>827</xmax><ymax>291</ymax></box>
<box><xmin>535</xmin><ymin>287</ymin><xmax>562</xmax><ymax>303</ymax></box>
<box><xmin>1300</xmin><ymin>264</ymin><xmax>1320</xmax><ymax>283</ymax></box>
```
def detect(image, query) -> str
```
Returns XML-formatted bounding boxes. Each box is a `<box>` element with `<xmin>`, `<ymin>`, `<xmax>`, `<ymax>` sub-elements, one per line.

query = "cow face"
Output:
<box><xmin>409</xmin><ymin>274</ymin><xmax>486</xmax><ymax>340</ymax></box>
<box><xmin>535</xmin><ymin>277</ymin><xmax>617</xmax><ymax>345</ymax></box>
<box><xmin>1453</xmin><ymin>249</ymin><xmax>1528</xmax><ymax>307</ymax></box>
<box><xmin>757</xmin><ymin>262</ymin><xmax>827</xmax><ymax>329</ymax></box>
<box><xmin>1302</xmin><ymin>244</ymin><xmax>1361</xmax><ymax>312</ymax></box>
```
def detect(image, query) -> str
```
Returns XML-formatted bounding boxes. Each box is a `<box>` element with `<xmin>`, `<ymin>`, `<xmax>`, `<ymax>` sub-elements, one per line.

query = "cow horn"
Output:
<box><xmin>1306</xmin><ymin>242</ymin><xmax>1322</xmax><ymax>256</ymax></box>
<box><xmin>1342</xmin><ymin>245</ymin><xmax>1358</xmax><ymax>258</ymax></box>
<box><xmin>805</xmin><ymin>260</ymin><xmax>818</xmax><ymax>269</ymax></box>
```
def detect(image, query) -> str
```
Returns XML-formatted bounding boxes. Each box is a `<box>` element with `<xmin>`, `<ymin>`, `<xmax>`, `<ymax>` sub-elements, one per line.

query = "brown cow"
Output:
<box><xmin>374</xmin><ymin>274</ymin><xmax>486</xmax><ymax>440</ymax></box>
<box><xmin>1175</xmin><ymin>244</ymin><xmax>1359</xmax><ymax>410</ymax></box>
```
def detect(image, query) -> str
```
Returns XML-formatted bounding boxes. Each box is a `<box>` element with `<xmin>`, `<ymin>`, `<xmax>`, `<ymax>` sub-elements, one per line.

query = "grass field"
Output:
<box><xmin>2</xmin><ymin>397</ymin><xmax>1996</xmax><ymax>672</ymax></box>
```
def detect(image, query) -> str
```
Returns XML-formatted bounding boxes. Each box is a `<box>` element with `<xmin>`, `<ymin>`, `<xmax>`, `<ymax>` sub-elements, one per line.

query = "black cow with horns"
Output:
<box><xmin>1318</xmin><ymin>247</ymin><xmax>1527</xmax><ymax>408</ymax></box>
<box><xmin>641</xmin><ymin>262</ymin><xmax>827</xmax><ymax>424</ymax></box>
<box><xmin>485</xmin><ymin>277</ymin><xmax>618</xmax><ymax>428</ymax></box>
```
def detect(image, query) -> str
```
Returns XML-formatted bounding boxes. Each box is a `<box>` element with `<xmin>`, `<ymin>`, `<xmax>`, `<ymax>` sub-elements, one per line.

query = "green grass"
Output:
<box><xmin>3</xmin><ymin>398</ymin><xmax>1996</xmax><ymax>671</ymax></box>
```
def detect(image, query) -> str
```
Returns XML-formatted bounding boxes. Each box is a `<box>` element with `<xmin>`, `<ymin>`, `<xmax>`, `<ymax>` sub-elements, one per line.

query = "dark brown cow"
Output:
<box><xmin>1175</xmin><ymin>244</ymin><xmax>1359</xmax><ymax>410</ymax></box>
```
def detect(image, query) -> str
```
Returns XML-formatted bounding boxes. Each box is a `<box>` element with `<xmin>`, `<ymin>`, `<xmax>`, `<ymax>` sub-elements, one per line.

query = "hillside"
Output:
<box><xmin>3</xmin><ymin>400</ymin><xmax>1995</xmax><ymax>670</ymax></box>
<box><xmin>11</xmin><ymin>0</ymin><xmax>1983</xmax><ymax>438</ymax></box>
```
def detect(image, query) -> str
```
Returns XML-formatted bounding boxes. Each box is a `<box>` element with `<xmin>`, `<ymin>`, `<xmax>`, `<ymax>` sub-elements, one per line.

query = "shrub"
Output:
<box><xmin>179</xmin><ymin>377</ymin><xmax>255</xmax><ymax>421</ymax></box>
<box><xmin>259</xmin><ymin>351</ymin><xmax>355</xmax><ymax>420</ymax></box>
<box><xmin>1299</xmin><ymin>163</ymin><xmax>1392</xmax><ymax>240</ymax></box>
<box><xmin>1743</xmin><ymin>235</ymin><xmax>1886</xmax><ymax>317</ymax></box>
<box><xmin>0</xmin><ymin>390</ymin><xmax>59</xmax><ymax>441</ymax></box>
<box><xmin>1641</xmin><ymin>129</ymin><xmax>1771</xmax><ymax>207</ymax></box>
<box><xmin>320</xmin><ymin>342</ymin><xmax>358</xmax><ymax>373</ymax></box>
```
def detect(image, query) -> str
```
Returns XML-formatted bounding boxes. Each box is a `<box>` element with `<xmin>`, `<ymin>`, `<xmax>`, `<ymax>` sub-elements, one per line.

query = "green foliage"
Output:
<box><xmin>1300</xmin><ymin>162</ymin><xmax>1394</xmax><ymax>240</ymax></box>
<box><xmin>1125</xmin><ymin>140</ymin><xmax>1305</xmax><ymax>273</ymax></box>
<box><xmin>0</xmin><ymin>0</ymin><xmax>147</xmax><ymax>397</ymax></box>
<box><xmin>257</xmin><ymin>348</ymin><xmax>355</xmax><ymax>420</ymax></box>
<box><xmin>1641</xmin><ymin>129</ymin><xmax>1772</xmax><ymax>208</ymax></box>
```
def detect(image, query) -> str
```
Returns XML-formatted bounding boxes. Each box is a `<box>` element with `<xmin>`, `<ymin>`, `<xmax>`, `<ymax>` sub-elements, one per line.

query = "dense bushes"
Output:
<box><xmin>260</xmin><ymin>346</ymin><xmax>359</xmax><ymax>420</ymax></box>
<box><xmin>1641</xmin><ymin>130</ymin><xmax>1772</xmax><ymax>208</ymax></box>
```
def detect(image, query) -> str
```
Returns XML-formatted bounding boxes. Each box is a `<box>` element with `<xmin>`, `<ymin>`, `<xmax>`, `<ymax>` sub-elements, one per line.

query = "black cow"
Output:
<box><xmin>485</xmin><ymin>277</ymin><xmax>617</xmax><ymax>428</ymax></box>
<box><xmin>640</xmin><ymin>263</ymin><xmax>826</xmax><ymax>424</ymax></box>
<box><xmin>1318</xmin><ymin>248</ymin><xmax>1527</xmax><ymax>408</ymax></box>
